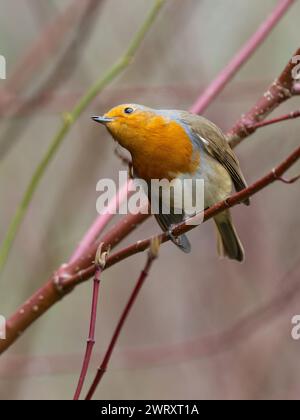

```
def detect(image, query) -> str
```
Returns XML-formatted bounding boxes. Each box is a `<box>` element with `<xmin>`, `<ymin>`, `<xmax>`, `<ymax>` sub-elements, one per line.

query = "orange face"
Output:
<box><xmin>93</xmin><ymin>104</ymin><xmax>200</xmax><ymax>180</ymax></box>
<box><xmin>98</xmin><ymin>104</ymin><xmax>155</xmax><ymax>150</ymax></box>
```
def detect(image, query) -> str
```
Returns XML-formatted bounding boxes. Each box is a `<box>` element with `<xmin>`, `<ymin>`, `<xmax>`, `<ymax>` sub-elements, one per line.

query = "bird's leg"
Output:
<box><xmin>167</xmin><ymin>225</ymin><xmax>180</xmax><ymax>245</ymax></box>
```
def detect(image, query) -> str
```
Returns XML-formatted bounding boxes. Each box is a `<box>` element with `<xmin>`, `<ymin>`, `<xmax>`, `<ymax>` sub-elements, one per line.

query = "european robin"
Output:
<box><xmin>92</xmin><ymin>104</ymin><xmax>249</xmax><ymax>262</ymax></box>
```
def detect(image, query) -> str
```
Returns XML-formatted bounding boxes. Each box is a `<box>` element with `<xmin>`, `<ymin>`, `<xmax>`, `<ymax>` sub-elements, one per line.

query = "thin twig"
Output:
<box><xmin>73</xmin><ymin>244</ymin><xmax>110</xmax><ymax>400</ymax></box>
<box><xmin>274</xmin><ymin>174</ymin><xmax>300</xmax><ymax>184</ymax></box>
<box><xmin>250</xmin><ymin>109</ymin><xmax>300</xmax><ymax>130</ymax></box>
<box><xmin>85</xmin><ymin>238</ymin><xmax>160</xmax><ymax>400</ymax></box>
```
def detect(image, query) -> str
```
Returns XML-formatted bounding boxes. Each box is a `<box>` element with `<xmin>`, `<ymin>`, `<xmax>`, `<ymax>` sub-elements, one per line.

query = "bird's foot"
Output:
<box><xmin>167</xmin><ymin>225</ymin><xmax>180</xmax><ymax>245</ymax></box>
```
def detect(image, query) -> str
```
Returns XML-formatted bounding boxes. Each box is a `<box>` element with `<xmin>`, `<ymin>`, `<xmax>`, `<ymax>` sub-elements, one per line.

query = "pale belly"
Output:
<box><xmin>196</xmin><ymin>151</ymin><xmax>233</xmax><ymax>208</ymax></box>
<box><xmin>148</xmin><ymin>151</ymin><xmax>232</xmax><ymax>217</ymax></box>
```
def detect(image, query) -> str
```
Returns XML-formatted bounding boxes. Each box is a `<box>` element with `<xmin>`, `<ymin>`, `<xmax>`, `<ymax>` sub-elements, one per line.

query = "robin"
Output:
<box><xmin>92</xmin><ymin>104</ymin><xmax>249</xmax><ymax>262</ymax></box>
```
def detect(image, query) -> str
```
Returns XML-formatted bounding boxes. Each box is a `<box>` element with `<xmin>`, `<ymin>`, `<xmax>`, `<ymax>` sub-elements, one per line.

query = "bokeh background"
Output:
<box><xmin>0</xmin><ymin>0</ymin><xmax>300</xmax><ymax>400</ymax></box>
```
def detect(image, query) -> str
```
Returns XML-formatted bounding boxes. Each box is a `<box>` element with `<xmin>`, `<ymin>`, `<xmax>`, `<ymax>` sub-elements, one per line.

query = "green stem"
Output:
<box><xmin>0</xmin><ymin>0</ymin><xmax>165</xmax><ymax>274</ymax></box>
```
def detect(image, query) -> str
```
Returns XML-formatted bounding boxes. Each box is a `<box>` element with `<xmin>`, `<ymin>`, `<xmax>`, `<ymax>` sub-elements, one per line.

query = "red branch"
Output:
<box><xmin>73</xmin><ymin>244</ymin><xmax>109</xmax><ymax>400</ymax></box>
<box><xmin>228</xmin><ymin>46</ymin><xmax>300</xmax><ymax>146</ymax></box>
<box><xmin>85</xmin><ymin>239</ymin><xmax>160</xmax><ymax>400</ymax></box>
<box><xmin>73</xmin><ymin>266</ymin><xmax>102</xmax><ymax>400</ymax></box>
<box><xmin>1</xmin><ymin>257</ymin><xmax>300</xmax><ymax>376</ymax></box>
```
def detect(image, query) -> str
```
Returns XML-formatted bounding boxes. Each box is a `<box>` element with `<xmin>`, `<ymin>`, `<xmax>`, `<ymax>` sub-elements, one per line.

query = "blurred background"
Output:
<box><xmin>0</xmin><ymin>0</ymin><xmax>300</xmax><ymax>400</ymax></box>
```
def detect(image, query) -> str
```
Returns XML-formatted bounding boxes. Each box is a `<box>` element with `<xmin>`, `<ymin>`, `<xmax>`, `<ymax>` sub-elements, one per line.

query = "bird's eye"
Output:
<box><xmin>124</xmin><ymin>107</ymin><xmax>134</xmax><ymax>114</ymax></box>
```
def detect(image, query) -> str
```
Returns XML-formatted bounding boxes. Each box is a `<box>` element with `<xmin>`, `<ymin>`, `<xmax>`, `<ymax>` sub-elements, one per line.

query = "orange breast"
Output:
<box><xmin>129</xmin><ymin>116</ymin><xmax>200</xmax><ymax>181</ymax></box>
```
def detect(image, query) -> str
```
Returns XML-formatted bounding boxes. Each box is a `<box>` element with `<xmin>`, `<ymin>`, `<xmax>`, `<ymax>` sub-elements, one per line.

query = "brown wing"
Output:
<box><xmin>181</xmin><ymin>112</ymin><xmax>250</xmax><ymax>205</ymax></box>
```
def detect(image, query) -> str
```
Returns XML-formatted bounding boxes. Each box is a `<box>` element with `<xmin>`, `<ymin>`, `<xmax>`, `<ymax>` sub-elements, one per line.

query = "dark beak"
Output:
<box><xmin>91</xmin><ymin>116</ymin><xmax>114</xmax><ymax>124</ymax></box>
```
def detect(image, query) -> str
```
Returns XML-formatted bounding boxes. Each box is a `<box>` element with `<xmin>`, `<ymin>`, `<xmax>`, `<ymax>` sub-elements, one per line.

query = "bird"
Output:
<box><xmin>92</xmin><ymin>104</ymin><xmax>249</xmax><ymax>262</ymax></box>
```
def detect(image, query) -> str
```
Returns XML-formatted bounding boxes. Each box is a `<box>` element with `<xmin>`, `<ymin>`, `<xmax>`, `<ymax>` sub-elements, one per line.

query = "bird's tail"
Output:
<box><xmin>154</xmin><ymin>213</ymin><xmax>191</xmax><ymax>253</ymax></box>
<box><xmin>214</xmin><ymin>210</ymin><xmax>244</xmax><ymax>262</ymax></box>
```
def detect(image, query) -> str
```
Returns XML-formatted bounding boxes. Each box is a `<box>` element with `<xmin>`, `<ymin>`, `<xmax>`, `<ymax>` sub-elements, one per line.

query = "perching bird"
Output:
<box><xmin>92</xmin><ymin>104</ymin><xmax>249</xmax><ymax>262</ymax></box>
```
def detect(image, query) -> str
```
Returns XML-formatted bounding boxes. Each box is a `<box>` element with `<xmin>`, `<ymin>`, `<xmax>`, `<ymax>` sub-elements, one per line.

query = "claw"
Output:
<box><xmin>167</xmin><ymin>225</ymin><xmax>180</xmax><ymax>245</ymax></box>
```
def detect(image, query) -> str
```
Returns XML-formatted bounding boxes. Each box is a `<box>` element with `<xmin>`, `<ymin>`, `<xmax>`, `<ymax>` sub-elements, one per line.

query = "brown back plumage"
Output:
<box><xmin>180</xmin><ymin>113</ymin><xmax>250</xmax><ymax>205</ymax></box>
